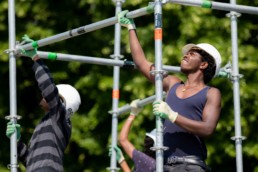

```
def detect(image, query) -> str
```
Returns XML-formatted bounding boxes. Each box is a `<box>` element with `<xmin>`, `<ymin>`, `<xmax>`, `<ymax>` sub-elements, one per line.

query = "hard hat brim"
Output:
<box><xmin>182</xmin><ymin>43</ymin><xmax>197</xmax><ymax>55</ymax></box>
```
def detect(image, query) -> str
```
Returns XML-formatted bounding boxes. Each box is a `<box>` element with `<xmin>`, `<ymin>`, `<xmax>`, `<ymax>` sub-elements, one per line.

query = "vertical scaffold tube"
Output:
<box><xmin>7</xmin><ymin>0</ymin><xmax>18</xmax><ymax>172</ymax></box>
<box><xmin>154</xmin><ymin>1</ymin><xmax>165</xmax><ymax>172</ymax></box>
<box><xmin>109</xmin><ymin>0</ymin><xmax>124</xmax><ymax>171</ymax></box>
<box><xmin>227</xmin><ymin>0</ymin><xmax>244</xmax><ymax>172</ymax></box>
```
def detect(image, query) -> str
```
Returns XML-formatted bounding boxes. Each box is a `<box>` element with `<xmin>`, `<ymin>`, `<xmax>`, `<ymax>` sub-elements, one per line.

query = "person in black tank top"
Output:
<box><xmin>118</xmin><ymin>13</ymin><xmax>222</xmax><ymax>172</ymax></box>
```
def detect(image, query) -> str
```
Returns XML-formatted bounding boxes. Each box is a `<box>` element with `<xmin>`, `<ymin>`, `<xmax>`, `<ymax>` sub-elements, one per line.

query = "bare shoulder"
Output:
<box><xmin>207</xmin><ymin>87</ymin><xmax>221</xmax><ymax>100</ymax></box>
<box><xmin>163</xmin><ymin>75</ymin><xmax>181</xmax><ymax>92</ymax></box>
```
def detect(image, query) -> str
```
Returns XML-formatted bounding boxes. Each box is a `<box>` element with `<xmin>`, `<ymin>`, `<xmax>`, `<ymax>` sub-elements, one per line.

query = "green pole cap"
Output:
<box><xmin>32</xmin><ymin>41</ymin><xmax>38</xmax><ymax>49</ymax></box>
<box><xmin>202</xmin><ymin>0</ymin><xmax>212</xmax><ymax>8</ymax></box>
<box><xmin>47</xmin><ymin>52</ymin><xmax>57</xmax><ymax>60</ymax></box>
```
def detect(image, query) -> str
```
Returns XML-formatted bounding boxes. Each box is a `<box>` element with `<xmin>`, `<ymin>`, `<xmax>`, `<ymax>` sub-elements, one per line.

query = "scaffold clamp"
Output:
<box><xmin>150</xmin><ymin>145</ymin><xmax>169</xmax><ymax>151</ymax></box>
<box><xmin>110</xmin><ymin>54</ymin><xmax>124</xmax><ymax>60</ymax></box>
<box><xmin>106</xmin><ymin>167</ymin><xmax>120</xmax><ymax>171</ymax></box>
<box><xmin>226</xmin><ymin>11</ymin><xmax>241</xmax><ymax>18</ymax></box>
<box><xmin>5</xmin><ymin>115</ymin><xmax>22</xmax><ymax>120</ymax></box>
<box><xmin>231</xmin><ymin>136</ymin><xmax>246</xmax><ymax>141</ymax></box>
<box><xmin>150</xmin><ymin>69</ymin><xmax>168</xmax><ymax>76</ymax></box>
<box><xmin>7</xmin><ymin>163</ymin><xmax>19</xmax><ymax>169</ymax></box>
<box><xmin>112</xmin><ymin>0</ymin><xmax>125</xmax><ymax>3</ymax></box>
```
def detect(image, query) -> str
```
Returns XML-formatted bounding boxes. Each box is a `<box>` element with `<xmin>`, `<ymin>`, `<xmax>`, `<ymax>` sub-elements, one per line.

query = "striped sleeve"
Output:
<box><xmin>32</xmin><ymin>60</ymin><xmax>60</xmax><ymax>111</ymax></box>
<box><xmin>17</xmin><ymin>140</ymin><xmax>28</xmax><ymax>166</ymax></box>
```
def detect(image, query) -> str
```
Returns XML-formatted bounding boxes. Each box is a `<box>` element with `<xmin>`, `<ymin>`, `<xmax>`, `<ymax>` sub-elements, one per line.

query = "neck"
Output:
<box><xmin>185</xmin><ymin>73</ymin><xmax>205</xmax><ymax>86</ymax></box>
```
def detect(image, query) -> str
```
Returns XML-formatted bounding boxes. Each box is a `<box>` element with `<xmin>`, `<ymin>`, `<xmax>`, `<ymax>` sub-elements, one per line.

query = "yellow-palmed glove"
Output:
<box><xmin>130</xmin><ymin>99</ymin><xmax>143</xmax><ymax>116</ymax></box>
<box><xmin>153</xmin><ymin>100</ymin><xmax>178</xmax><ymax>123</ymax></box>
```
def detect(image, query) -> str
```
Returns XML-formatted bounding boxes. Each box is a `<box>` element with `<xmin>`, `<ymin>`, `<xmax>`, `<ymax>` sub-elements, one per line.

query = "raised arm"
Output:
<box><xmin>32</xmin><ymin>58</ymin><xmax>60</xmax><ymax>111</ymax></box>
<box><xmin>118</xmin><ymin>11</ymin><xmax>181</xmax><ymax>91</ymax></box>
<box><xmin>18</xmin><ymin>35</ymin><xmax>60</xmax><ymax>111</ymax></box>
<box><xmin>119</xmin><ymin>99</ymin><xmax>142</xmax><ymax>158</ymax></box>
<box><xmin>129</xmin><ymin>30</ymin><xmax>155</xmax><ymax>82</ymax></box>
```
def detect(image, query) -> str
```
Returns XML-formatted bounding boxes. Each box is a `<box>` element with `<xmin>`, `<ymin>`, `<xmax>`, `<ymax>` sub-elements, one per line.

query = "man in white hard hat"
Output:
<box><xmin>109</xmin><ymin>99</ymin><xmax>156</xmax><ymax>172</ymax></box>
<box><xmin>118</xmin><ymin>11</ymin><xmax>221</xmax><ymax>172</ymax></box>
<box><xmin>6</xmin><ymin>35</ymin><xmax>81</xmax><ymax>172</ymax></box>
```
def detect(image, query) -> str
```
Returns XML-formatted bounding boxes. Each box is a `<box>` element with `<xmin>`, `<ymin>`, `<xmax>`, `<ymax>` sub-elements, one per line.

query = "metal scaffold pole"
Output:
<box><xmin>152</xmin><ymin>1</ymin><xmax>167</xmax><ymax>172</ymax></box>
<box><xmin>6</xmin><ymin>0</ymin><xmax>19</xmax><ymax>171</ymax></box>
<box><xmin>115</xmin><ymin>93</ymin><xmax>166</xmax><ymax>116</ymax></box>
<box><xmin>226</xmin><ymin>1</ymin><xmax>245</xmax><ymax>172</ymax></box>
<box><xmin>17</xmin><ymin>4</ymin><xmax>155</xmax><ymax>52</ymax></box>
<box><xmin>165</xmin><ymin>0</ymin><xmax>258</xmax><ymax>15</ymax></box>
<box><xmin>108</xmin><ymin>0</ymin><xmax>124</xmax><ymax>171</ymax></box>
<box><xmin>37</xmin><ymin>51</ymin><xmax>181</xmax><ymax>73</ymax></box>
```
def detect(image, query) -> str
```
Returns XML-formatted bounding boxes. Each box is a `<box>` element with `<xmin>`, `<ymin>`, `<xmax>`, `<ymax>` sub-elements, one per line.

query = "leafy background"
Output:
<box><xmin>0</xmin><ymin>0</ymin><xmax>258</xmax><ymax>171</ymax></box>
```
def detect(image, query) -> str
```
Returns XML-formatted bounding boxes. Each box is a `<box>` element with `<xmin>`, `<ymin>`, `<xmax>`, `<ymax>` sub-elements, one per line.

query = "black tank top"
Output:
<box><xmin>164</xmin><ymin>82</ymin><xmax>210</xmax><ymax>161</ymax></box>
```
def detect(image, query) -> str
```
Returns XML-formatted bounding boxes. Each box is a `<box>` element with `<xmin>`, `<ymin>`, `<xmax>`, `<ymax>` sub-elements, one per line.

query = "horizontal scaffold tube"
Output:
<box><xmin>37</xmin><ymin>51</ymin><xmax>182</xmax><ymax>73</ymax></box>
<box><xmin>115</xmin><ymin>92</ymin><xmax>166</xmax><ymax>116</ymax></box>
<box><xmin>166</xmin><ymin>0</ymin><xmax>258</xmax><ymax>15</ymax></box>
<box><xmin>38</xmin><ymin>51</ymin><xmax>134</xmax><ymax>68</ymax></box>
<box><xmin>18</xmin><ymin>4</ymin><xmax>155</xmax><ymax>51</ymax></box>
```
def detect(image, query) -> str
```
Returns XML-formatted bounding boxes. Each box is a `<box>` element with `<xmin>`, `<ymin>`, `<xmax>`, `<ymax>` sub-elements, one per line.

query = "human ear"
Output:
<box><xmin>200</xmin><ymin>61</ymin><xmax>208</xmax><ymax>70</ymax></box>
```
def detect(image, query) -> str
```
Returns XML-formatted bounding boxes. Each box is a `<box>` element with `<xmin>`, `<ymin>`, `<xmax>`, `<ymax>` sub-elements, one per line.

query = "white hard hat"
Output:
<box><xmin>56</xmin><ymin>84</ymin><xmax>81</xmax><ymax>115</ymax></box>
<box><xmin>145</xmin><ymin>129</ymin><xmax>156</xmax><ymax>145</ymax></box>
<box><xmin>182</xmin><ymin>43</ymin><xmax>222</xmax><ymax>77</ymax></box>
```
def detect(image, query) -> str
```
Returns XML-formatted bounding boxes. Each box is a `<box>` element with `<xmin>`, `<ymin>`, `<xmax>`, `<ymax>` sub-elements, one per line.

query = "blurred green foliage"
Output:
<box><xmin>0</xmin><ymin>0</ymin><xmax>258</xmax><ymax>171</ymax></box>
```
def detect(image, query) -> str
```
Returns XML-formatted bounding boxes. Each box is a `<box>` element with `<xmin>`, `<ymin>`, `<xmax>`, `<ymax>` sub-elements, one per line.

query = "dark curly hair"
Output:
<box><xmin>143</xmin><ymin>136</ymin><xmax>155</xmax><ymax>159</ymax></box>
<box><xmin>191</xmin><ymin>47</ymin><xmax>216</xmax><ymax>84</ymax></box>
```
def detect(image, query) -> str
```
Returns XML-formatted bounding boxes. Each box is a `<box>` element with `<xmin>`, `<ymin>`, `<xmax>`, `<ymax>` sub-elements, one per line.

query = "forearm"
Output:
<box><xmin>119</xmin><ymin>114</ymin><xmax>135</xmax><ymax>140</ymax></box>
<box><xmin>175</xmin><ymin>115</ymin><xmax>216</xmax><ymax>137</ymax></box>
<box><xmin>177</xmin><ymin>88</ymin><xmax>221</xmax><ymax>137</ymax></box>
<box><xmin>119</xmin><ymin>160</ymin><xmax>131</xmax><ymax>172</ymax></box>
<box><xmin>119</xmin><ymin>114</ymin><xmax>135</xmax><ymax>158</ymax></box>
<box><xmin>17</xmin><ymin>140</ymin><xmax>28</xmax><ymax>166</ymax></box>
<box><xmin>32</xmin><ymin>59</ymin><xmax>59</xmax><ymax>109</ymax></box>
<box><xmin>129</xmin><ymin>30</ymin><xmax>154</xmax><ymax>82</ymax></box>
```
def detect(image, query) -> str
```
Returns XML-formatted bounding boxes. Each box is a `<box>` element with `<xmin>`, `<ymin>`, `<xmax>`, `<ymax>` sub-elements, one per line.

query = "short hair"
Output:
<box><xmin>191</xmin><ymin>47</ymin><xmax>216</xmax><ymax>83</ymax></box>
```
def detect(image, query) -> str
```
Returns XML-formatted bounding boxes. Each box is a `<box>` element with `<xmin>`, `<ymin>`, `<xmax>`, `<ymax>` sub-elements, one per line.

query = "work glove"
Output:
<box><xmin>109</xmin><ymin>145</ymin><xmax>125</xmax><ymax>163</ymax></box>
<box><xmin>130</xmin><ymin>99</ymin><xmax>143</xmax><ymax>116</ymax></box>
<box><xmin>19</xmin><ymin>34</ymin><xmax>38</xmax><ymax>60</ymax></box>
<box><xmin>153</xmin><ymin>100</ymin><xmax>178</xmax><ymax>123</ymax></box>
<box><xmin>6</xmin><ymin>121</ymin><xmax>21</xmax><ymax>141</ymax></box>
<box><xmin>117</xmin><ymin>10</ymin><xmax>136</xmax><ymax>30</ymax></box>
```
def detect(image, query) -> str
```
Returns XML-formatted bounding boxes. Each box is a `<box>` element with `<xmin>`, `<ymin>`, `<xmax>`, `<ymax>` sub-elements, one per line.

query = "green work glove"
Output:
<box><xmin>6</xmin><ymin>121</ymin><xmax>21</xmax><ymax>141</ymax></box>
<box><xmin>19</xmin><ymin>34</ymin><xmax>38</xmax><ymax>60</ymax></box>
<box><xmin>153</xmin><ymin>100</ymin><xmax>178</xmax><ymax>123</ymax></box>
<box><xmin>109</xmin><ymin>145</ymin><xmax>125</xmax><ymax>163</ymax></box>
<box><xmin>117</xmin><ymin>10</ymin><xmax>136</xmax><ymax>30</ymax></box>
<box><xmin>130</xmin><ymin>99</ymin><xmax>142</xmax><ymax>116</ymax></box>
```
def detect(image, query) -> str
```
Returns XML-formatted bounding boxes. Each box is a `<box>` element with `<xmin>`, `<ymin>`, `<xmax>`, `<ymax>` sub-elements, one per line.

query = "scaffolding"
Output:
<box><xmin>6</xmin><ymin>0</ymin><xmax>258</xmax><ymax>172</ymax></box>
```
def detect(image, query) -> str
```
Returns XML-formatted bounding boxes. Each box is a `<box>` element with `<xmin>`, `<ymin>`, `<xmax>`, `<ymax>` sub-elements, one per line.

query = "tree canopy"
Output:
<box><xmin>0</xmin><ymin>0</ymin><xmax>258</xmax><ymax>172</ymax></box>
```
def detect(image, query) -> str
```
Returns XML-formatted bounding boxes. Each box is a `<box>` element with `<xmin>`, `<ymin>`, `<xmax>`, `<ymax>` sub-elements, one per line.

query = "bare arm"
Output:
<box><xmin>129</xmin><ymin>30</ymin><xmax>153</xmax><ymax>82</ymax></box>
<box><xmin>175</xmin><ymin>87</ymin><xmax>221</xmax><ymax>137</ymax></box>
<box><xmin>129</xmin><ymin>30</ymin><xmax>181</xmax><ymax>92</ymax></box>
<box><xmin>119</xmin><ymin>160</ymin><xmax>131</xmax><ymax>172</ymax></box>
<box><xmin>119</xmin><ymin>114</ymin><xmax>136</xmax><ymax>159</ymax></box>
